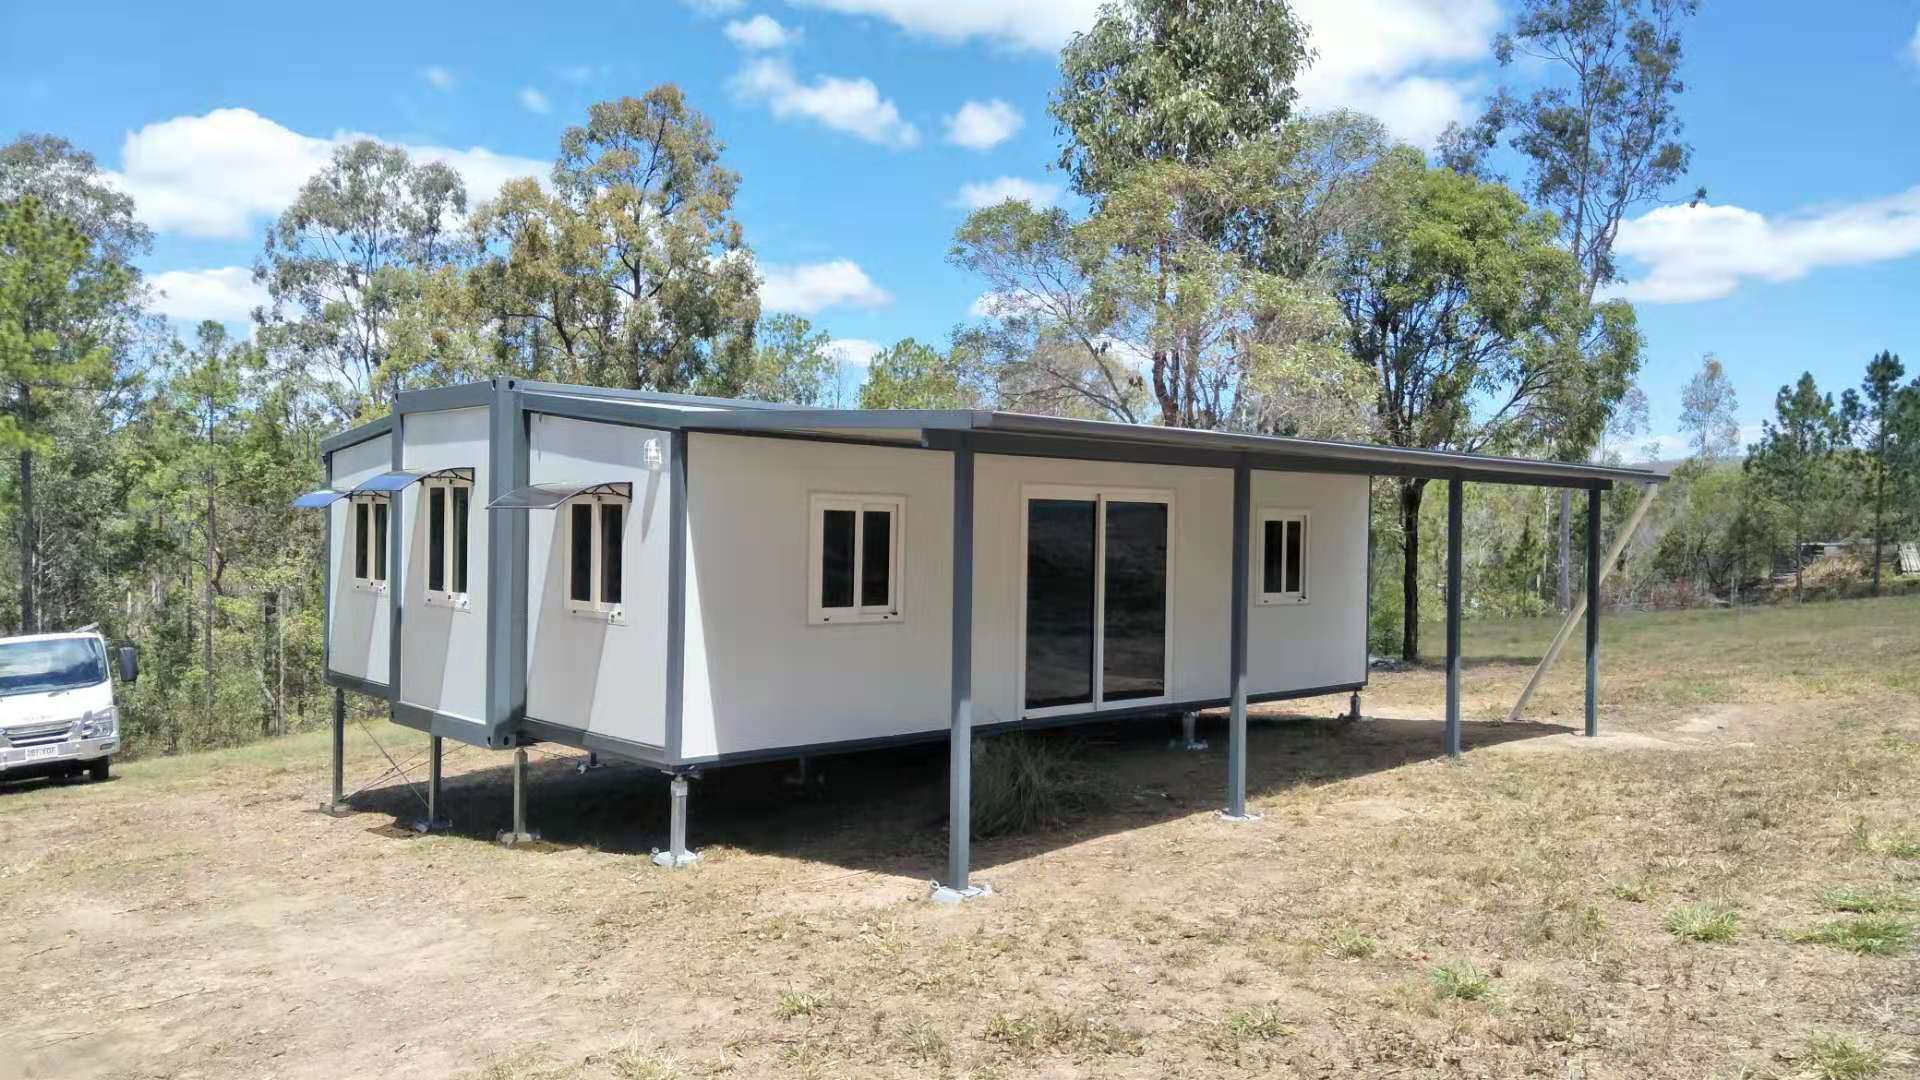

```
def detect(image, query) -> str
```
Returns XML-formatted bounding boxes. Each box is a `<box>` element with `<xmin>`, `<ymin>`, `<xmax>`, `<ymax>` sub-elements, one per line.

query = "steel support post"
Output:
<box><xmin>412</xmin><ymin>735</ymin><xmax>450</xmax><ymax>833</ymax></box>
<box><xmin>1585</xmin><ymin>486</ymin><xmax>1602</xmax><ymax>737</ymax></box>
<box><xmin>1173</xmin><ymin>711</ymin><xmax>1207</xmax><ymax>751</ymax></box>
<box><xmin>933</xmin><ymin>442</ymin><xmax>987</xmax><ymax>902</ymax></box>
<box><xmin>651</xmin><ymin>773</ymin><xmax>701</xmax><ymax>868</ymax></box>
<box><xmin>496</xmin><ymin>747</ymin><xmax>539</xmax><ymax>846</ymax></box>
<box><xmin>1348</xmin><ymin>691</ymin><xmax>1362</xmax><ymax>724</ymax></box>
<box><xmin>1445</xmin><ymin>477</ymin><xmax>1464</xmax><ymax>760</ymax></box>
<box><xmin>323</xmin><ymin>687</ymin><xmax>349</xmax><ymax>815</ymax></box>
<box><xmin>1222</xmin><ymin>458</ymin><xmax>1259</xmax><ymax>821</ymax></box>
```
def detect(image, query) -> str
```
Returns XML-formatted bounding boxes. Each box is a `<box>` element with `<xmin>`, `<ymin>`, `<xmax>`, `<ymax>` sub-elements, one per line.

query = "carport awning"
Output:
<box><xmin>487</xmin><ymin>481</ymin><xmax>633</xmax><ymax>510</ymax></box>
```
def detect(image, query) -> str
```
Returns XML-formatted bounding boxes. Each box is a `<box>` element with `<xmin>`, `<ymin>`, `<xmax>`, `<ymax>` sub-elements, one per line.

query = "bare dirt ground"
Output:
<box><xmin>4</xmin><ymin>597</ymin><xmax>1919</xmax><ymax>1079</ymax></box>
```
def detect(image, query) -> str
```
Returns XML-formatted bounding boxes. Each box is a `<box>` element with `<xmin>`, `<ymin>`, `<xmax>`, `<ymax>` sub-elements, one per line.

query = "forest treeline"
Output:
<box><xmin>2</xmin><ymin>0</ymin><xmax>1915</xmax><ymax>758</ymax></box>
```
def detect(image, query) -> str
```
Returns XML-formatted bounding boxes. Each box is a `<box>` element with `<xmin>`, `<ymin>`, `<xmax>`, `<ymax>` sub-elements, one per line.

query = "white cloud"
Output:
<box><xmin>945</xmin><ymin>99</ymin><xmax>1022</xmax><ymax>150</ymax></box>
<box><xmin>148</xmin><ymin>266</ymin><xmax>270</xmax><ymax>325</ymax></box>
<box><xmin>789</xmin><ymin>0</ymin><xmax>1488</xmax><ymax>145</ymax></box>
<box><xmin>788</xmin><ymin>0</ymin><xmax>1097</xmax><ymax>50</ymax></box>
<box><xmin>950</xmin><ymin>176</ymin><xmax>1061</xmax><ymax>210</ymax></box>
<box><xmin>731</xmin><ymin>58</ymin><xmax>918</xmax><ymax>148</ymax></box>
<box><xmin>725</xmin><ymin>14</ymin><xmax>802</xmax><ymax>49</ymax></box>
<box><xmin>103</xmin><ymin>109</ymin><xmax>547</xmax><ymax>240</ymax></box>
<box><xmin>1604</xmin><ymin>187</ymin><xmax>1920</xmax><ymax>304</ymax></box>
<box><xmin>518</xmin><ymin>87</ymin><xmax>551</xmax><ymax>114</ymax></box>
<box><xmin>422</xmin><ymin>66</ymin><xmax>456</xmax><ymax>92</ymax></box>
<box><xmin>555</xmin><ymin>64</ymin><xmax>599</xmax><ymax>83</ymax></box>
<box><xmin>760</xmin><ymin>258</ymin><xmax>892</xmax><ymax>313</ymax></box>
<box><xmin>1289</xmin><ymin>0</ymin><xmax>1498</xmax><ymax>146</ymax></box>
<box><xmin>1909</xmin><ymin>20</ymin><xmax>1920</xmax><ymax>65</ymax></box>
<box><xmin>827</xmin><ymin>338</ymin><xmax>884</xmax><ymax>368</ymax></box>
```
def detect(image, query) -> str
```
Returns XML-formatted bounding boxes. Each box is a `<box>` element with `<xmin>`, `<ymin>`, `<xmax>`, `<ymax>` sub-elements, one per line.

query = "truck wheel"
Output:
<box><xmin>87</xmin><ymin>756</ymin><xmax>110</xmax><ymax>782</ymax></box>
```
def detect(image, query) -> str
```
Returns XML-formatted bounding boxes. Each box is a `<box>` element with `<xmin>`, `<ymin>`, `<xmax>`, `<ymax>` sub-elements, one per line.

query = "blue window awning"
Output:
<box><xmin>487</xmin><ymin>481</ymin><xmax>633</xmax><ymax>510</ymax></box>
<box><xmin>290</xmin><ymin>489</ymin><xmax>349</xmax><ymax>508</ymax></box>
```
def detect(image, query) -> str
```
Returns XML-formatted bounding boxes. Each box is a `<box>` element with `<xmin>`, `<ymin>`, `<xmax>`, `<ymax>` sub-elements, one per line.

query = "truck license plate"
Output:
<box><xmin>26</xmin><ymin>745</ymin><xmax>57</xmax><ymax>761</ymax></box>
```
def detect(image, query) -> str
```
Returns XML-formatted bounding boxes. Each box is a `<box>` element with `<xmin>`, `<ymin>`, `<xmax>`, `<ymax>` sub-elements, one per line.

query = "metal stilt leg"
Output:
<box><xmin>496</xmin><ymin>747</ymin><xmax>539</xmax><ymax>846</ymax></box>
<box><xmin>1347</xmin><ymin>691</ymin><xmax>1362</xmax><ymax>724</ymax></box>
<box><xmin>1171</xmin><ymin>711</ymin><xmax>1208</xmax><ymax>751</ymax></box>
<box><xmin>652</xmin><ymin>773</ymin><xmax>702</xmax><ymax>868</ymax></box>
<box><xmin>412</xmin><ymin>735</ymin><xmax>451</xmax><ymax>833</ymax></box>
<box><xmin>322</xmin><ymin>688</ymin><xmax>351</xmax><ymax>815</ymax></box>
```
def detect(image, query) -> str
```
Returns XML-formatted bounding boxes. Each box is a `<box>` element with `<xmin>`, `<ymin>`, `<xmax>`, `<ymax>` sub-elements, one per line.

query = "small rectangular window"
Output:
<box><xmin>860</xmin><ymin>508</ymin><xmax>892</xmax><ymax>608</ymax></box>
<box><xmin>372</xmin><ymin>501</ymin><xmax>389</xmax><ymax>583</ymax></box>
<box><xmin>427</xmin><ymin>486</ymin><xmax>446</xmax><ymax>592</ymax></box>
<box><xmin>569</xmin><ymin>503</ymin><xmax>593</xmax><ymax>603</ymax></box>
<box><xmin>353</xmin><ymin>502</ymin><xmax>369</xmax><ymax>580</ymax></box>
<box><xmin>566</xmin><ymin>497</ymin><xmax>628</xmax><ymax>619</ymax></box>
<box><xmin>600</xmin><ymin>502</ymin><xmax>624</xmax><ymax>606</ymax></box>
<box><xmin>424</xmin><ymin>479</ymin><xmax>473</xmax><ymax>608</ymax></box>
<box><xmin>1256</xmin><ymin>509</ymin><xmax>1308</xmax><ymax>605</ymax></box>
<box><xmin>809</xmin><ymin>494</ymin><xmax>904</xmax><ymax>624</ymax></box>
<box><xmin>451</xmin><ymin>486</ymin><xmax>470</xmax><ymax>594</ymax></box>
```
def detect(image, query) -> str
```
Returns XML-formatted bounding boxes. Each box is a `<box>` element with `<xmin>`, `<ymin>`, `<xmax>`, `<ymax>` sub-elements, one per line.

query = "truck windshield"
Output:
<box><xmin>0</xmin><ymin>638</ymin><xmax>108</xmax><ymax>696</ymax></box>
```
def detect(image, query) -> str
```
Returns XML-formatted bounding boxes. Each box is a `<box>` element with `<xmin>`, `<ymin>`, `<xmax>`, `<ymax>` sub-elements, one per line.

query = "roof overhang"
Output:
<box><xmin>487</xmin><ymin>481</ymin><xmax>634</xmax><ymax>510</ymax></box>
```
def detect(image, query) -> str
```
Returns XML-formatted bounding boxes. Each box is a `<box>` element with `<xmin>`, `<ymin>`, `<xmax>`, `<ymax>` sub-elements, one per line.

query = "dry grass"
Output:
<box><xmin>4</xmin><ymin>595</ymin><xmax>1920</xmax><ymax>1078</ymax></box>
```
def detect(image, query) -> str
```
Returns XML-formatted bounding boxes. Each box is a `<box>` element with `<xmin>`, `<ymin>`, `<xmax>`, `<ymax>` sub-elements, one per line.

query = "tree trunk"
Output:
<box><xmin>1400</xmin><ymin>479</ymin><xmax>1426</xmax><ymax>662</ymax></box>
<box><xmin>17</xmin><ymin>443</ymin><xmax>33</xmax><ymax>634</ymax></box>
<box><xmin>204</xmin><ymin>463</ymin><xmax>216</xmax><ymax>733</ymax></box>
<box><xmin>1872</xmin><ymin>455</ymin><xmax>1885</xmax><ymax>597</ymax></box>
<box><xmin>1556</xmin><ymin>489</ymin><xmax>1571</xmax><ymax>612</ymax></box>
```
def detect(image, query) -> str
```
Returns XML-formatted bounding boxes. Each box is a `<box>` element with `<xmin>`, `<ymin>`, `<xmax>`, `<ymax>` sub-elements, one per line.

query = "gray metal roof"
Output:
<box><xmin>324</xmin><ymin>378</ymin><xmax>1666</xmax><ymax>489</ymax></box>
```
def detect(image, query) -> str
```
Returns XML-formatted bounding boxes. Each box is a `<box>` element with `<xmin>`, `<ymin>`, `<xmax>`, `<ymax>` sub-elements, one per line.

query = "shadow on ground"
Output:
<box><xmin>336</xmin><ymin>702</ymin><xmax>1565</xmax><ymax>878</ymax></box>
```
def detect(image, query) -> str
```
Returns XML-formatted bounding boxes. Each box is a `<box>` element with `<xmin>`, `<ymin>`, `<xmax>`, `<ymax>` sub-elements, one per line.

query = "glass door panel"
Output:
<box><xmin>1101</xmin><ymin>501</ymin><xmax>1168</xmax><ymax>702</ymax></box>
<box><xmin>1024</xmin><ymin>498</ymin><xmax>1097</xmax><ymax>710</ymax></box>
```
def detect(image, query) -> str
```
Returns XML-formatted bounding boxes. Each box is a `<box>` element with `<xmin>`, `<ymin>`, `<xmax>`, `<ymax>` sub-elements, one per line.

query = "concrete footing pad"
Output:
<box><xmin>650</xmin><ymin>848</ymin><xmax>703</xmax><ymax>868</ymax></box>
<box><xmin>495</xmin><ymin>829</ymin><xmax>540</xmax><ymax>847</ymax></box>
<box><xmin>929</xmin><ymin>882</ymin><xmax>993</xmax><ymax>904</ymax></box>
<box><xmin>410</xmin><ymin>817</ymin><xmax>452</xmax><ymax>834</ymax></box>
<box><xmin>1218</xmin><ymin>810</ymin><xmax>1265</xmax><ymax>823</ymax></box>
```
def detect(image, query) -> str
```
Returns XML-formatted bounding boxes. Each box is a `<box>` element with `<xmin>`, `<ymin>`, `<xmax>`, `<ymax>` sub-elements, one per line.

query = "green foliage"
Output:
<box><xmin>1801</xmin><ymin>1033</ymin><xmax>1889</xmax><ymax>1080</ymax></box>
<box><xmin>734</xmin><ymin>313</ymin><xmax>838</xmax><ymax>405</ymax></box>
<box><xmin>858</xmin><ymin>338</ymin><xmax>981</xmax><ymax>410</ymax></box>
<box><xmin>468</xmin><ymin>88</ymin><xmax>758</xmax><ymax>397</ymax></box>
<box><xmin>1747</xmin><ymin>372</ymin><xmax>1850</xmax><ymax>599</ymax></box>
<box><xmin>1051</xmin><ymin>0</ymin><xmax>1310</xmax><ymax>199</ymax></box>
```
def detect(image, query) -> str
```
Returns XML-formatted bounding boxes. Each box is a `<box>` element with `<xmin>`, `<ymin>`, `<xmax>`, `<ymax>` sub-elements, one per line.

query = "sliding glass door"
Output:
<box><xmin>1022</xmin><ymin>487</ymin><xmax>1172</xmax><ymax>717</ymax></box>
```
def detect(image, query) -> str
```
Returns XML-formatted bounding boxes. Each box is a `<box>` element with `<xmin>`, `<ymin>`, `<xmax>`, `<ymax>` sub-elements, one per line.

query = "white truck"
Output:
<box><xmin>0</xmin><ymin>628</ymin><xmax>138</xmax><ymax>783</ymax></box>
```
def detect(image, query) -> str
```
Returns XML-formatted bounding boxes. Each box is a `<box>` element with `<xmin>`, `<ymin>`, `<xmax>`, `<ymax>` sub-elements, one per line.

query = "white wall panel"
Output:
<box><xmin>327</xmin><ymin>434</ymin><xmax>392</xmax><ymax>685</ymax></box>
<box><xmin>682</xmin><ymin>434</ymin><xmax>953</xmax><ymax>758</ymax></box>
<box><xmin>398</xmin><ymin>408</ymin><xmax>489</xmax><ymax>726</ymax></box>
<box><xmin>524</xmin><ymin>416</ymin><xmax>671</xmax><ymax>748</ymax></box>
<box><xmin>1246</xmin><ymin>471</ymin><xmax>1371</xmax><ymax>694</ymax></box>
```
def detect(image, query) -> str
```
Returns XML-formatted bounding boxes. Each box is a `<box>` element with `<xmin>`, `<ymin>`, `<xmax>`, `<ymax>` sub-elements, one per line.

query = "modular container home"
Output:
<box><xmin>299</xmin><ymin>379</ymin><xmax>1664</xmax><ymax>889</ymax></box>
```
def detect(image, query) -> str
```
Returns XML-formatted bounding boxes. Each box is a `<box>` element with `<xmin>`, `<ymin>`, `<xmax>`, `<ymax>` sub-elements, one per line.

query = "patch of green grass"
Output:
<box><xmin>1328</xmin><ymin>927</ymin><xmax>1377</xmax><ymax>959</ymax></box>
<box><xmin>1609</xmin><ymin>880</ymin><xmax>1654</xmax><ymax>903</ymax></box>
<box><xmin>1802</xmin><ymin>1033</ymin><xmax>1887</xmax><ymax>1080</ymax></box>
<box><xmin>896</xmin><ymin>1021</ymin><xmax>948</xmax><ymax>1067</ymax></box>
<box><xmin>1822</xmin><ymin>888</ymin><xmax>1910</xmax><ymax>914</ymax></box>
<box><xmin>1663</xmin><ymin>903</ymin><xmax>1740</xmax><ymax>943</ymax></box>
<box><xmin>982</xmin><ymin>1009</ymin><xmax>1142</xmax><ymax>1059</ymax></box>
<box><xmin>1791</xmin><ymin>917</ymin><xmax>1913</xmax><ymax>956</ymax></box>
<box><xmin>1203</xmin><ymin>1005</ymin><xmax>1291</xmax><ymax>1064</ymax></box>
<box><xmin>1430</xmin><ymin>961</ymin><xmax>1492</xmax><ymax>1001</ymax></box>
<box><xmin>971</xmin><ymin>733</ymin><xmax>1109</xmax><ymax>838</ymax></box>
<box><xmin>1851</xmin><ymin>818</ymin><xmax>1920</xmax><ymax>858</ymax></box>
<box><xmin>775</xmin><ymin>989</ymin><xmax>833</xmax><ymax>1019</ymax></box>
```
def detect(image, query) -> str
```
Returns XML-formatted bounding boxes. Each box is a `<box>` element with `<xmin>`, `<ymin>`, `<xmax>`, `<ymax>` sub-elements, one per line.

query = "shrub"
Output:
<box><xmin>970</xmin><ymin>733</ymin><xmax>1107</xmax><ymax>839</ymax></box>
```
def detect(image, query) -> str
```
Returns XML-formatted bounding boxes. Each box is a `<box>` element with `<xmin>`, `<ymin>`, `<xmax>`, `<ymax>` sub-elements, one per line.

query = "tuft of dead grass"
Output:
<box><xmin>970</xmin><ymin>733</ymin><xmax>1108</xmax><ymax>838</ymax></box>
<box><xmin>1801</xmin><ymin>1032</ymin><xmax>1890</xmax><ymax>1080</ymax></box>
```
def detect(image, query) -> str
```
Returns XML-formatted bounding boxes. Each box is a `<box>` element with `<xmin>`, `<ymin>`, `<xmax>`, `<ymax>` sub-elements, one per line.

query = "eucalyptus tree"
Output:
<box><xmin>1331</xmin><ymin>153</ymin><xmax>1637</xmax><ymax>660</ymax></box>
<box><xmin>859</xmin><ymin>338</ymin><xmax>986</xmax><ymax>410</ymax></box>
<box><xmin>469</xmin><ymin>88</ymin><xmax>760</xmax><ymax>394</ymax></box>
<box><xmin>1454</xmin><ymin>0</ymin><xmax>1701</xmax><ymax>608</ymax></box>
<box><xmin>735</xmin><ymin>313</ymin><xmax>838</xmax><ymax>406</ymax></box>
<box><xmin>254</xmin><ymin>140</ymin><xmax>473</xmax><ymax>421</ymax></box>
<box><xmin>1679</xmin><ymin>353</ymin><xmax>1741</xmax><ymax>461</ymax></box>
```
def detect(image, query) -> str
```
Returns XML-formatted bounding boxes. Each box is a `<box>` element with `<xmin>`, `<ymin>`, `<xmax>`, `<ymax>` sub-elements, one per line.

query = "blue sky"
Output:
<box><xmin>4</xmin><ymin>0</ymin><xmax>1918</xmax><ymax>453</ymax></box>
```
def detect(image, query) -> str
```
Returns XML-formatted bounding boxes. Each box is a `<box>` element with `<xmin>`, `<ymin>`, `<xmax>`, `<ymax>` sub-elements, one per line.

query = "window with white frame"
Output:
<box><xmin>351</xmin><ymin>496</ymin><xmax>389</xmax><ymax>591</ymax></box>
<box><xmin>566</xmin><ymin>496</ymin><xmax>626</xmax><ymax>622</ymax></box>
<box><xmin>424</xmin><ymin>478</ymin><xmax>473</xmax><ymax>609</ymax></box>
<box><xmin>808</xmin><ymin>493</ymin><xmax>904</xmax><ymax>625</ymax></box>
<box><xmin>1256</xmin><ymin>509</ymin><xmax>1309</xmax><ymax>604</ymax></box>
